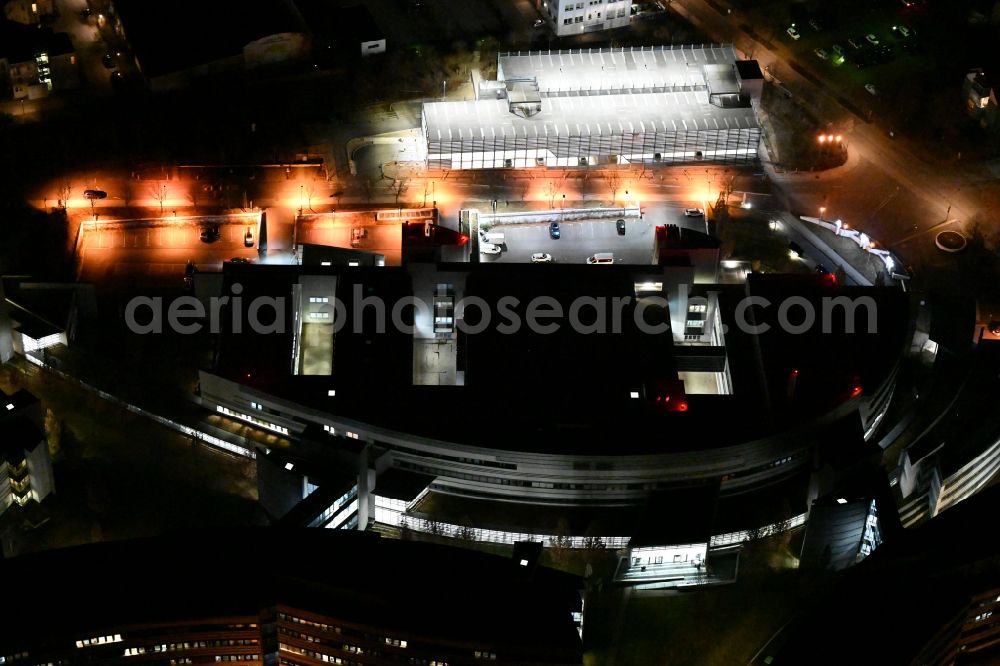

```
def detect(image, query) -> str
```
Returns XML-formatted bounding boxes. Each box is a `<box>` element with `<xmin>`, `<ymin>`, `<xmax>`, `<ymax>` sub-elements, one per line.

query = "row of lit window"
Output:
<box><xmin>216</xmin><ymin>404</ymin><xmax>290</xmax><ymax>435</ymax></box>
<box><xmin>279</xmin><ymin>642</ymin><xmax>357</xmax><ymax>665</ymax></box>
<box><xmin>474</xmin><ymin>651</ymin><xmax>497</xmax><ymax>660</ymax></box>
<box><xmin>321</xmin><ymin>424</ymin><xmax>359</xmax><ymax>440</ymax></box>
<box><xmin>278</xmin><ymin>613</ymin><xmax>339</xmax><ymax>633</ymax></box>
<box><xmin>309</xmin><ymin>297</ymin><xmax>330</xmax><ymax>303</ymax></box>
<box><xmin>76</xmin><ymin>635</ymin><xmax>122</xmax><ymax>648</ymax></box>
<box><xmin>124</xmin><ymin>639</ymin><xmax>257</xmax><ymax>656</ymax></box>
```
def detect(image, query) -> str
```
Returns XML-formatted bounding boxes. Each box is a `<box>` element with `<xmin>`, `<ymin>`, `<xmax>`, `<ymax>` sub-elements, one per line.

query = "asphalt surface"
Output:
<box><xmin>485</xmin><ymin>217</ymin><xmax>656</xmax><ymax>265</ymax></box>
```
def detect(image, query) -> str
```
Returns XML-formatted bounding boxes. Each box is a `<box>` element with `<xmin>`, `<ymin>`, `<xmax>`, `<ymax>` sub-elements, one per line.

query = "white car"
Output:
<box><xmin>814</xmin><ymin>48</ymin><xmax>829</xmax><ymax>60</ymax></box>
<box><xmin>684</xmin><ymin>208</ymin><xmax>705</xmax><ymax>217</ymax></box>
<box><xmin>896</xmin><ymin>25</ymin><xmax>911</xmax><ymax>37</ymax></box>
<box><xmin>480</xmin><ymin>242</ymin><xmax>502</xmax><ymax>255</ymax></box>
<box><xmin>786</xmin><ymin>25</ymin><xmax>801</xmax><ymax>40</ymax></box>
<box><xmin>531</xmin><ymin>252</ymin><xmax>553</xmax><ymax>263</ymax></box>
<box><xmin>586</xmin><ymin>253</ymin><xmax>614</xmax><ymax>265</ymax></box>
<box><xmin>865</xmin><ymin>33</ymin><xmax>879</xmax><ymax>46</ymax></box>
<box><xmin>865</xmin><ymin>83</ymin><xmax>878</xmax><ymax>96</ymax></box>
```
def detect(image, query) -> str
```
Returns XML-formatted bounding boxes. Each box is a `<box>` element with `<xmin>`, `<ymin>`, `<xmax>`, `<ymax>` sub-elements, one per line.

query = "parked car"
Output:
<box><xmin>896</xmin><ymin>25</ymin><xmax>912</xmax><ymax>37</ymax></box>
<box><xmin>531</xmin><ymin>252</ymin><xmax>553</xmax><ymax>263</ymax></box>
<box><xmin>832</xmin><ymin>44</ymin><xmax>844</xmax><ymax>56</ymax></box>
<box><xmin>865</xmin><ymin>83</ymin><xmax>878</xmax><ymax>96</ymax></box>
<box><xmin>786</xmin><ymin>25</ymin><xmax>801</xmax><ymax>40</ymax></box>
<box><xmin>480</xmin><ymin>242</ymin><xmax>502</xmax><ymax>255</ymax></box>
<box><xmin>586</xmin><ymin>252</ymin><xmax>615</xmax><ymax>264</ymax></box>
<box><xmin>847</xmin><ymin>38</ymin><xmax>863</xmax><ymax>50</ymax></box>
<box><xmin>83</xmin><ymin>189</ymin><xmax>107</xmax><ymax>199</ymax></box>
<box><xmin>549</xmin><ymin>221</ymin><xmax>561</xmax><ymax>239</ymax></box>
<box><xmin>684</xmin><ymin>208</ymin><xmax>704</xmax><ymax>217</ymax></box>
<box><xmin>244</xmin><ymin>226</ymin><xmax>254</xmax><ymax>247</ymax></box>
<box><xmin>616</xmin><ymin>219</ymin><xmax>626</xmax><ymax>235</ymax></box>
<box><xmin>865</xmin><ymin>33</ymin><xmax>879</xmax><ymax>45</ymax></box>
<box><xmin>200</xmin><ymin>226</ymin><xmax>221</xmax><ymax>243</ymax></box>
<box><xmin>814</xmin><ymin>48</ymin><xmax>829</xmax><ymax>60</ymax></box>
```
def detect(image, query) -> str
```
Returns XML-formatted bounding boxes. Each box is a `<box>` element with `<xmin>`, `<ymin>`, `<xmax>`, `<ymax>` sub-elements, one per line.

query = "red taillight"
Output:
<box><xmin>851</xmin><ymin>385</ymin><xmax>862</xmax><ymax>397</ymax></box>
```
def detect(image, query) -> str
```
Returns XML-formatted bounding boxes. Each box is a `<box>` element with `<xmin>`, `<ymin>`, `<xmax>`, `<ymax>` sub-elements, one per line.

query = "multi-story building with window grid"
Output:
<box><xmin>0</xmin><ymin>529</ymin><xmax>584</xmax><ymax>666</ymax></box>
<box><xmin>535</xmin><ymin>0</ymin><xmax>632</xmax><ymax>36</ymax></box>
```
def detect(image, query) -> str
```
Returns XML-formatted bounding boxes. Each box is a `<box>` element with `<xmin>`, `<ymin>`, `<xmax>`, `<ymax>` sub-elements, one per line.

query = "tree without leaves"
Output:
<box><xmin>150</xmin><ymin>183</ymin><xmax>166</xmax><ymax>214</ymax></box>
<box><xmin>391</xmin><ymin>177</ymin><xmax>410</xmax><ymax>205</ymax></box>
<box><xmin>543</xmin><ymin>180</ymin><xmax>559</xmax><ymax>209</ymax></box>
<box><xmin>606</xmin><ymin>171</ymin><xmax>623</xmax><ymax>204</ymax></box>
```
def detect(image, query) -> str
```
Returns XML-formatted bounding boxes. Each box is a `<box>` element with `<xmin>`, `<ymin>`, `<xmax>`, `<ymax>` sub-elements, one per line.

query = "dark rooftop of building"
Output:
<box><xmin>0</xmin><ymin>528</ymin><xmax>583</xmax><ymax>655</ymax></box>
<box><xmin>0</xmin><ymin>19</ymin><xmax>44</xmax><ymax>62</ymax></box>
<box><xmin>1</xmin><ymin>387</ymin><xmax>39</xmax><ymax>414</ymax></box>
<box><xmin>0</xmin><ymin>416</ymin><xmax>44</xmax><ymax>461</ymax></box>
<box><xmin>772</xmin><ymin>482</ymin><xmax>1000</xmax><ymax>664</ymax></box>
<box><xmin>734</xmin><ymin>59</ymin><xmax>764</xmax><ymax>80</ymax></box>
<box><xmin>375</xmin><ymin>467</ymin><xmax>436</xmax><ymax>502</ymax></box>
<box><xmin>212</xmin><ymin>264</ymin><xmax>907</xmax><ymax>456</ymax></box>
<box><xmin>630</xmin><ymin>482</ymin><xmax>720</xmax><ymax>548</ymax></box>
<box><xmin>112</xmin><ymin>0</ymin><xmax>304</xmax><ymax>78</ymax></box>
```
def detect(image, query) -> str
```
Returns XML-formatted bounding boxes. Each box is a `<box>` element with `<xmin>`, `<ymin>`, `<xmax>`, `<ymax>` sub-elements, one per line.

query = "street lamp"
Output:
<box><xmin>819</xmin><ymin>206</ymin><xmax>826</xmax><ymax>220</ymax></box>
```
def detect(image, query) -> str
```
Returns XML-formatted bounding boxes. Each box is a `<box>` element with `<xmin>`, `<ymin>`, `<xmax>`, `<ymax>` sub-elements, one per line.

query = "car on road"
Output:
<box><xmin>200</xmin><ymin>226</ymin><xmax>221</xmax><ymax>243</ymax></box>
<box><xmin>83</xmin><ymin>189</ymin><xmax>107</xmax><ymax>199</ymax></box>
<box><xmin>865</xmin><ymin>33</ymin><xmax>879</xmax><ymax>46</ymax></box>
<box><xmin>786</xmin><ymin>25</ymin><xmax>801</xmax><ymax>40</ymax></box>
<box><xmin>895</xmin><ymin>25</ymin><xmax>911</xmax><ymax>37</ymax></box>
<box><xmin>531</xmin><ymin>252</ymin><xmax>553</xmax><ymax>263</ymax></box>
<box><xmin>865</xmin><ymin>83</ymin><xmax>878</xmax><ymax>95</ymax></box>
<box><xmin>244</xmin><ymin>227</ymin><xmax>254</xmax><ymax>247</ymax></box>
<box><xmin>616</xmin><ymin>219</ymin><xmax>626</xmax><ymax>235</ymax></box>
<box><xmin>832</xmin><ymin>44</ymin><xmax>844</xmax><ymax>56</ymax></box>
<box><xmin>808</xmin><ymin>19</ymin><xmax>822</xmax><ymax>31</ymax></box>
<box><xmin>586</xmin><ymin>252</ymin><xmax>615</xmax><ymax>265</ymax></box>
<box><xmin>847</xmin><ymin>38</ymin><xmax>862</xmax><ymax>50</ymax></box>
<box><xmin>229</xmin><ymin>257</ymin><xmax>251</xmax><ymax>264</ymax></box>
<box><xmin>480</xmin><ymin>242</ymin><xmax>502</xmax><ymax>255</ymax></box>
<box><xmin>684</xmin><ymin>208</ymin><xmax>704</xmax><ymax>217</ymax></box>
<box><xmin>533</xmin><ymin>18</ymin><xmax>545</xmax><ymax>27</ymax></box>
<box><xmin>549</xmin><ymin>221</ymin><xmax>561</xmax><ymax>239</ymax></box>
<box><xmin>814</xmin><ymin>48</ymin><xmax>829</xmax><ymax>60</ymax></box>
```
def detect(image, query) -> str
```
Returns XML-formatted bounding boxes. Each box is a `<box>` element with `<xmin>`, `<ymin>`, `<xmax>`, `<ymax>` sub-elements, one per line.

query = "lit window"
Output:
<box><xmin>327</xmin><ymin>389</ymin><xmax>336</xmax><ymax>397</ymax></box>
<box><xmin>320</xmin><ymin>261</ymin><xmax>332</xmax><ymax>266</ymax></box>
<box><xmin>519</xmin><ymin>559</ymin><xmax>529</xmax><ymax>566</ymax></box>
<box><xmin>285</xmin><ymin>462</ymin><xmax>295</xmax><ymax>471</ymax></box>
<box><xmin>629</xmin><ymin>391</ymin><xmax>640</xmax><ymax>399</ymax></box>
<box><xmin>5</xmin><ymin>403</ymin><xmax>13</xmax><ymax>411</ymax></box>
<box><xmin>348</xmin><ymin>261</ymin><xmax>360</xmax><ymax>267</ymax></box>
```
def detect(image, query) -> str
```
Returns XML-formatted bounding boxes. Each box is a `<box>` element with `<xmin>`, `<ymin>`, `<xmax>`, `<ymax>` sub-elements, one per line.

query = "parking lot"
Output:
<box><xmin>484</xmin><ymin>216</ymin><xmax>656</xmax><ymax>265</ymax></box>
<box><xmin>78</xmin><ymin>221</ymin><xmax>260</xmax><ymax>287</ymax></box>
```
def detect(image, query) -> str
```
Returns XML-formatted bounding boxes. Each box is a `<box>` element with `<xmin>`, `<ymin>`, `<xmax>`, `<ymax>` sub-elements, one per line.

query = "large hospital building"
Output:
<box><xmin>421</xmin><ymin>45</ymin><xmax>763</xmax><ymax>170</ymax></box>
